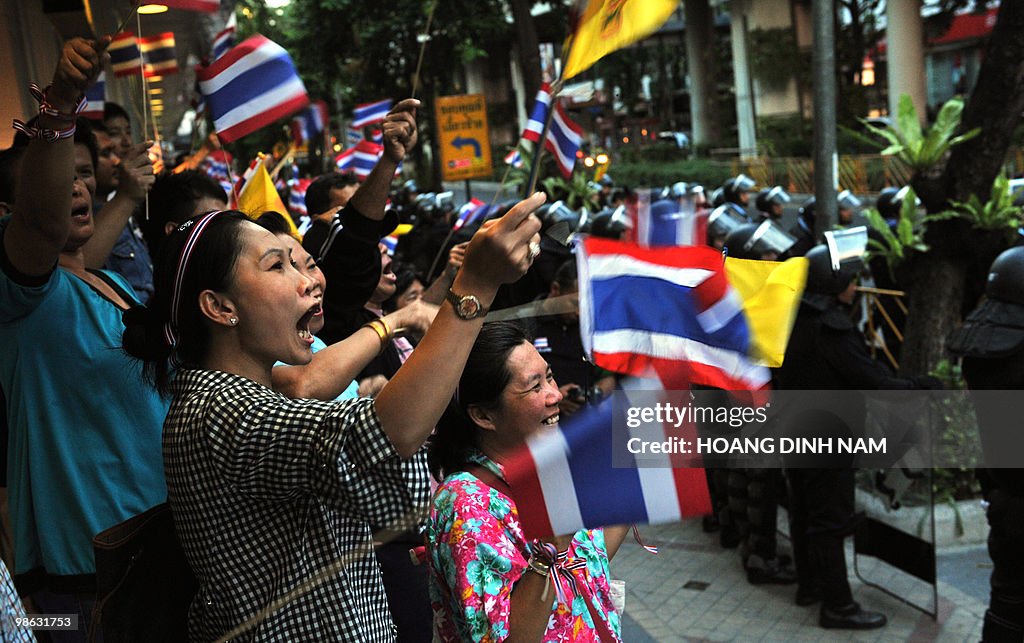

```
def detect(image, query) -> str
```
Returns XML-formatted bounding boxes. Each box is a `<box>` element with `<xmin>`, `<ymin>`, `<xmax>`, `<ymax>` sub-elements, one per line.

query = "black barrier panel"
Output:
<box><xmin>853</xmin><ymin>516</ymin><xmax>936</xmax><ymax>583</ymax></box>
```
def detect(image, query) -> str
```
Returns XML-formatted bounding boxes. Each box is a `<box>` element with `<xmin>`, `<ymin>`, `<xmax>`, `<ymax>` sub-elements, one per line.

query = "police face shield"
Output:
<box><xmin>707</xmin><ymin>205</ymin><xmax>746</xmax><ymax>245</ymax></box>
<box><xmin>837</xmin><ymin>190</ymin><xmax>862</xmax><ymax>211</ymax></box>
<box><xmin>749</xmin><ymin>220</ymin><xmax>798</xmax><ymax>257</ymax></box>
<box><xmin>766</xmin><ymin>186</ymin><xmax>792</xmax><ymax>206</ymax></box>
<box><xmin>734</xmin><ymin>174</ymin><xmax>756</xmax><ymax>192</ymax></box>
<box><xmin>825</xmin><ymin>226</ymin><xmax>868</xmax><ymax>273</ymax></box>
<box><xmin>435</xmin><ymin>191</ymin><xmax>455</xmax><ymax>212</ymax></box>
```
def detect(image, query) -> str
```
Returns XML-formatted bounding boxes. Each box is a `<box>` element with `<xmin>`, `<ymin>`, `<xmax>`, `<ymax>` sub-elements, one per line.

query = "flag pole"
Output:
<box><xmin>523</xmin><ymin>32</ymin><xmax>577</xmax><ymax>197</ymax></box>
<box><xmin>135</xmin><ymin>12</ymin><xmax>152</xmax><ymax>221</ymax></box>
<box><xmin>410</xmin><ymin>0</ymin><xmax>439</xmax><ymax>99</ymax></box>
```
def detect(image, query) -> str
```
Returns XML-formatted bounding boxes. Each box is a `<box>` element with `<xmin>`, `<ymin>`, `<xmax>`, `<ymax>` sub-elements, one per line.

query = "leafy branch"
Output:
<box><xmin>944</xmin><ymin>174</ymin><xmax>1024</xmax><ymax>240</ymax></box>
<box><xmin>865</xmin><ymin>186</ymin><xmax>956</xmax><ymax>277</ymax></box>
<box><xmin>860</xmin><ymin>94</ymin><xmax>980</xmax><ymax>171</ymax></box>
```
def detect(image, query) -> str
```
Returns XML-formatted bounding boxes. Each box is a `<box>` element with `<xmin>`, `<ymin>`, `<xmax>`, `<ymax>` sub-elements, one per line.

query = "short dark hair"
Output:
<box><xmin>73</xmin><ymin>118</ymin><xmax>99</xmax><ymax>170</ymax></box>
<box><xmin>103</xmin><ymin>102</ymin><xmax>131</xmax><ymax>124</ymax></box>
<box><xmin>305</xmin><ymin>172</ymin><xmax>358</xmax><ymax>216</ymax></box>
<box><xmin>123</xmin><ymin>211</ymin><xmax>252</xmax><ymax>395</ymax></box>
<box><xmin>428</xmin><ymin>322</ymin><xmax>532</xmax><ymax>479</ymax></box>
<box><xmin>255</xmin><ymin>211</ymin><xmax>293</xmax><ymax>236</ymax></box>
<box><xmin>144</xmin><ymin>170</ymin><xmax>228</xmax><ymax>254</ymax></box>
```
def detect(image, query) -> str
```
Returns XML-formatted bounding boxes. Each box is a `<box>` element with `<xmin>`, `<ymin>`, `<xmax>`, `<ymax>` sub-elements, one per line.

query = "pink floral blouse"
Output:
<box><xmin>426</xmin><ymin>453</ymin><xmax>622</xmax><ymax>642</ymax></box>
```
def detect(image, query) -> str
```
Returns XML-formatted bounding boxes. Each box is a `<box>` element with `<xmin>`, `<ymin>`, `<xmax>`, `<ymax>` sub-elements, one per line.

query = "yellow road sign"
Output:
<box><xmin>435</xmin><ymin>94</ymin><xmax>493</xmax><ymax>182</ymax></box>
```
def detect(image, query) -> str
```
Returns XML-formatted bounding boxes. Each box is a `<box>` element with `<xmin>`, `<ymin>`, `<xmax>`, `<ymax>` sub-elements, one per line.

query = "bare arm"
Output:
<box><xmin>507</xmin><ymin>533</ymin><xmax>575</xmax><ymax>642</ymax></box>
<box><xmin>4</xmin><ymin>38</ymin><xmax>108</xmax><ymax>277</ymax></box>
<box><xmin>375</xmin><ymin>193</ymin><xmax>545</xmax><ymax>457</ymax></box>
<box><xmin>272</xmin><ymin>301</ymin><xmax>437</xmax><ymax>400</ymax></box>
<box><xmin>82</xmin><ymin>141</ymin><xmax>155</xmax><ymax>268</ymax></box>
<box><xmin>602</xmin><ymin>525</ymin><xmax>630</xmax><ymax>561</ymax></box>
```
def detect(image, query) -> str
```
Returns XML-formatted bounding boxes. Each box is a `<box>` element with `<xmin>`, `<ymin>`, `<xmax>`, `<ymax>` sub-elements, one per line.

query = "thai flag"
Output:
<box><xmin>502</xmin><ymin>396</ymin><xmax>712</xmax><ymax>540</ymax></box>
<box><xmin>635</xmin><ymin>195</ymin><xmax>708</xmax><ymax>248</ymax></box>
<box><xmin>351</xmin><ymin>99</ymin><xmax>392</xmax><ymax>128</ymax></box>
<box><xmin>196</xmin><ymin>35</ymin><xmax>309</xmax><ymax>144</ymax></box>
<box><xmin>212</xmin><ymin>12</ymin><xmax>236</xmax><ymax>60</ymax></box>
<box><xmin>160</xmin><ymin>0</ymin><xmax>219</xmax><ymax>11</ymax></box>
<box><xmin>351</xmin><ymin>140</ymin><xmax>383</xmax><ymax>179</ymax></box>
<box><xmin>140</xmin><ymin>32</ymin><xmax>179</xmax><ymax>77</ymax></box>
<box><xmin>370</xmin><ymin>129</ymin><xmax>383</xmax><ymax>144</ymax></box>
<box><xmin>200</xmin><ymin>151</ymin><xmax>234</xmax><ymax>197</ymax></box>
<box><xmin>577</xmin><ymin>237</ymin><xmax>771</xmax><ymax>391</ymax></box>
<box><xmin>288</xmin><ymin>177</ymin><xmax>312</xmax><ymax>218</ymax></box>
<box><xmin>346</xmin><ymin>127</ymin><xmax>362</xmax><ymax>147</ymax></box>
<box><xmin>82</xmin><ymin>73</ymin><xmax>105</xmax><ymax>120</ymax></box>
<box><xmin>381</xmin><ymin>234</ymin><xmax>399</xmax><ymax>256</ymax></box>
<box><xmin>453</xmin><ymin>198</ymin><xmax>486</xmax><ymax>230</ymax></box>
<box><xmin>290</xmin><ymin>100</ymin><xmax>328</xmax><ymax>145</ymax></box>
<box><xmin>521</xmin><ymin>83</ymin><xmax>583</xmax><ymax>178</ymax></box>
<box><xmin>504</xmin><ymin>149</ymin><xmax>523</xmax><ymax>168</ymax></box>
<box><xmin>109</xmin><ymin>32</ymin><xmax>142</xmax><ymax>77</ymax></box>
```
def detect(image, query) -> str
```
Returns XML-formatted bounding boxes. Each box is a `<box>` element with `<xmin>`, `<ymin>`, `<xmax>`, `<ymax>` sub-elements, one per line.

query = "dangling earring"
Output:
<box><xmin>229</xmin><ymin>317</ymin><xmax>238</xmax><ymax>326</ymax></box>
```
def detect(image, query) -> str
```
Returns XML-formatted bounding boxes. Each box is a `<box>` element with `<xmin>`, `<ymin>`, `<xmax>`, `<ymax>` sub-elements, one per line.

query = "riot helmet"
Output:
<box><xmin>986</xmin><ymin>246</ymin><xmax>1024</xmax><ymax>306</ymax></box>
<box><xmin>755</xmin><ymin>186</ymin><xmax>791</xmax><ymax>218</ymax></box>
<box><xmin>837</xmin><ymin>190</ymin><xmax>862</xmax><ymax>225</ymax></box>
<box><xmin>706</xmin><ymin>204</ymin><xmax>747</xmax><ymax>249</ymax></box>
<box><xmin>590</xmin><ymin>205</ymin><xmax>632</xmax><ymax>239</ymax></box>
<box><xmin>804</xmin><ymin>227</ymin><xmax>868</xmax><ymax>295</ymax></box>
<box><xmin>722</xmin><ymin>174</ymin><xmax>756</xmax><ymax>205</ymax></box>
<box><xmin>725</xmin><ymin>220</ymin><xmax>797</xmax><ymax>260</ymax></box>
<box><xmin>798</xmin><ymin>197</ymin><xmax>816</xmax><ymax>229</ymax></box>
<box><xmin>710</xmin><ymin>187</ymin><xmax>725</xmax><ymax>208</ymax></box>
<box><xmin>875</xmin><ymin>187</ymin><xmax>902</xmax><ymax>221</ymax></box>
<box><xmin>539</xmin><ymin>200</ymin><xmax>581</xmax><ymax>234</ymax></box>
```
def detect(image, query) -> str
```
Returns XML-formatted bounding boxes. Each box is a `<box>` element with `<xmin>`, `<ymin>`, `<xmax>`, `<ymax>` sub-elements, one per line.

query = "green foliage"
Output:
<box><xmin>945</xmin><ymin>174</ymin><xmax>1024</xmax><ymax>239</ymax></box>
<box><xmin>541</xmin><ymin>171</ymin><xmax>599</xmax><ymax>212</ymax></box>
<box><xmin>747</xmin><ymin>27</ymin><xmax>810</xmax><ymax>92</ymax></box>
<box><xmin>757</xmin><ymin>115</ymin><xmax>812</xmax><ymax>158</ymax></box>
<box><xmin>864</xmin><ymin>186</ymin><xmax>957</xmax><ymax>276</ymax></box>
<box><xmin>611</xmin><ymin>157</ymin><xmax>734</xmax><ymax>191</ymax></box>
<box><xmin>928</xmin><ymin>359</ymin><xmax>983</xmax><ymax>508</ymax></box>
<box><xmin>860</xmin><ymin>94</ymin><xmax>980</xmax><ymax>171</ymax></box>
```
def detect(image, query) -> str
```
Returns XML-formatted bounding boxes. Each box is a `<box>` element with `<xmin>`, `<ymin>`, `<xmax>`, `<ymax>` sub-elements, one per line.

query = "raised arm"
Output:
<box><xmin>376</xmin><ymin>192</ymin><xmax>545</xmax><ymax>457</ymax></box>
<box><xmin>348</xmin><ymin>98</ymin><xmax>419</xmax><ymax>222</ymax></box>
<box><xmin>4</xmin><ymin>37</ymin><xmax>108</xmax><ymax>277</ymax></box>
<box><xmin>82</xmin><ymin>141</ymin><xmax>156</xmax><ymax>268</ymax></box>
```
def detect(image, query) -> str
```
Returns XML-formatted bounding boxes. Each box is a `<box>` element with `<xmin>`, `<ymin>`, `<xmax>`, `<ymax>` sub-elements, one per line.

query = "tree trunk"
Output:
<box><xmin>507</xmin><ymin>0</ymin><xmax>542</xmax><ymax>111</ymax></box>
<box><xmin>900</xmin><ymin>1</ymin><xmax>1024</xmax><ymax>375</ymax></box>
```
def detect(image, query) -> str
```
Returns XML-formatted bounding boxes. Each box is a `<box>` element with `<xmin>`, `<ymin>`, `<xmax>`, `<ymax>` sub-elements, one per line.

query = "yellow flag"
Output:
<box><xmin>724</xmin><ymin>256</ymin><xmax>809</xmax><ymax>368</ymax></box>
<box><xmin>562</xmin><ymin>0</ymin><xmax>680</xmax><ymax>80</ymax></box>
<box><xmin>236</xmin><ymin>163</ymin><xmax>299</xmax><ymax>238</ymax></box>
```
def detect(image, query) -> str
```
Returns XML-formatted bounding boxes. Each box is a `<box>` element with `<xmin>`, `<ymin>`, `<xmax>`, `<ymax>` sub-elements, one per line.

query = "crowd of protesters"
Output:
<box><xmin>0</xmin><ymin>34</ymin><xmax>1020</xmax><ymax>643</ymax></box>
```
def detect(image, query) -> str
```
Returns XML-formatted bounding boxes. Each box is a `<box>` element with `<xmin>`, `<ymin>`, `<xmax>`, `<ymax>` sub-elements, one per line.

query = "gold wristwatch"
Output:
<box><xmin>446</xmin><ymin>289</ymin><xmax>487</xmax><ymax>320</ymax></box>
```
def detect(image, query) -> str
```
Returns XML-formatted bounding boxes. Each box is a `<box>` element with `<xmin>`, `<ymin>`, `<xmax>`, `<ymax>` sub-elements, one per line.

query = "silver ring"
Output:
<box><xmin>528</xmin><ymin>241</ymin><xmax>541</xmax><ymax>261</ymax></box>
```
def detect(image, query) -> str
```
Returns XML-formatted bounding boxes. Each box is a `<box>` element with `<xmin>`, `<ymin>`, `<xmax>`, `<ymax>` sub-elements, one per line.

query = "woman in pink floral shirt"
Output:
<box><xmin>426</xmin><ymin>322</ymin><xmax>627</xmax><ymax>642</ymax></box>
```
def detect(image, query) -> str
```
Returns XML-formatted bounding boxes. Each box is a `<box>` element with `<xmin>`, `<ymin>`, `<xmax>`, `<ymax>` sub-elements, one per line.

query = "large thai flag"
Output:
<box><xmin>351</xmin><ymin>99</ymin><xmax>392</xmax><ymax>128</ymax></box>
<box><xmin>577</xmin><ymin>237</ymin><xmax>771</xmax><ymax>390</ymax></box>
<box><xmin>196</xmin><ymin>35</ymin><xmax>309</xmax><ymax>143</ymax></box>
<box><xmin>520</xmin><ymin>83</ymin><xmax>583</xmax><ymax>178</ymax></box>
<box><xmin>345</xmin><ymin>127</ymin><xmax>363</xmax><ymax>148</ymax></box>
<box><xmin>212</xmin><ymin>13</ymin><xmax>236</xmax><ymax>60</ymax></box>
<box><xmin>109</xmin><ymin>32</ymin><xmax>142</xmax><ymax>77</ymax></box>
<box><xmin>502</xmin><ymin>395</ymin><xmax>712</xmax><ymax>540</ymax></box>
<box><xmin>635</xmin><ymin>195</ymin><xmax>708</xmax><ymax>248</ymax></box>
<box><xmin>140</xmin><ymin>32</ymin><xmax>179</xmax><ymax>77</ymax></box>
<box><xmin>82</xmin><ymin>73</ymin><xmax>105</xmax><ymax>120</ymax></box>
<box><xmin>160</xmin><ymin>0</ymin><xmax>219</xmax><ymax>11</ymax></box>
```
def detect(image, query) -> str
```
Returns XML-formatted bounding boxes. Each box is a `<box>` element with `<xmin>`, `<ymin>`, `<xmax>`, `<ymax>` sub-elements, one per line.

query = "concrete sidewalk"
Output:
<box><xmin>613</xmin><ymin>518</ymin><xmax>986</xmax><ymax>642</ymax></box>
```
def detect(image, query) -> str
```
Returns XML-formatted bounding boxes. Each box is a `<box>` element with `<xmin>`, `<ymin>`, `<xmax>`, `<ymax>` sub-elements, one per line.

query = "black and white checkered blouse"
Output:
<box><xmin>165</xmin><ymin>368</ymin><xmax>414</xmax><ymax>642</ymax></box>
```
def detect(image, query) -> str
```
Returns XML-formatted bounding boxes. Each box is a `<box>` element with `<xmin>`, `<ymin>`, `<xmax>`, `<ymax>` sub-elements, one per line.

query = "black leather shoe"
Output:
<box><xmin>746</xmin><ymin>557</ymin><xmax>798</xmax><ymax>585</ymax></box>
<box><xmin>819</xmin><ymin>602</ymin><xmax>887</xmax><ymax>630</ymax></box>
<box><xmin>795</xmin><ymin>586</ymin><xmax>821</xmax><ymax>606</ymax></box>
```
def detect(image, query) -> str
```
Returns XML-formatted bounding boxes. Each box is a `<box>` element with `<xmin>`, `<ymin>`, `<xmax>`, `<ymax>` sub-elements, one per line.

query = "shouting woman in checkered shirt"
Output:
<box><xmin>122</xmin><ymin>100</ymin><xmax>547</xmax><ymax>641</ymax></box>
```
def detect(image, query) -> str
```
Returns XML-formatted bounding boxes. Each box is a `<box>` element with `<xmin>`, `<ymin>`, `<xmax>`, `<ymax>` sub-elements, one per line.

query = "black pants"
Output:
<box><xmin>375</xmin><ymin>534</ymin><xmax>433</xmax><ymax>642</ymax></box>
<box><xmin>983</xmin><ymin>489</ymin><xmax>1024</xmax><ymax>642</ymax></box>
<box><xmin>787</xmin><ymin>468</ymin><xmax>857</xmax><ymax>609</ymax></box>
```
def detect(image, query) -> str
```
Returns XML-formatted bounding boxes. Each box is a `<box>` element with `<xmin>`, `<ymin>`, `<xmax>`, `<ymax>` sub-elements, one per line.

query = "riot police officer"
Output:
<box><xmin>719</xmin><ymin>174</ymin><xmax>755</xmax><ymax>220</ymax></box>
<box><xmin>948</xmin><ymin>246</ymin><xmax>1024</xmax><ymax>642</ymax></box>
<box><xmin>724</xmin><ymin>220</ymin><xmax>798</xmax><ymax>261</ymax></box>
<box><xmin>754</xmin><ymin>186</ymin><xmax>792</xmax><ymax>222</ymax></box>
<box><xmin>777</xmin><ymin>241</ymin><xmax>940</xmax><ymax>629</ymax></box>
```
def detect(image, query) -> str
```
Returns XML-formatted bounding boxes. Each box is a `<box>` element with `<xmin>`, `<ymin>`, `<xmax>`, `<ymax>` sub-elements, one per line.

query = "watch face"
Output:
<box><xmin>458</xmin><ymin>296</ymin><xmax>480</xmax><ymax>318</ymax></box>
